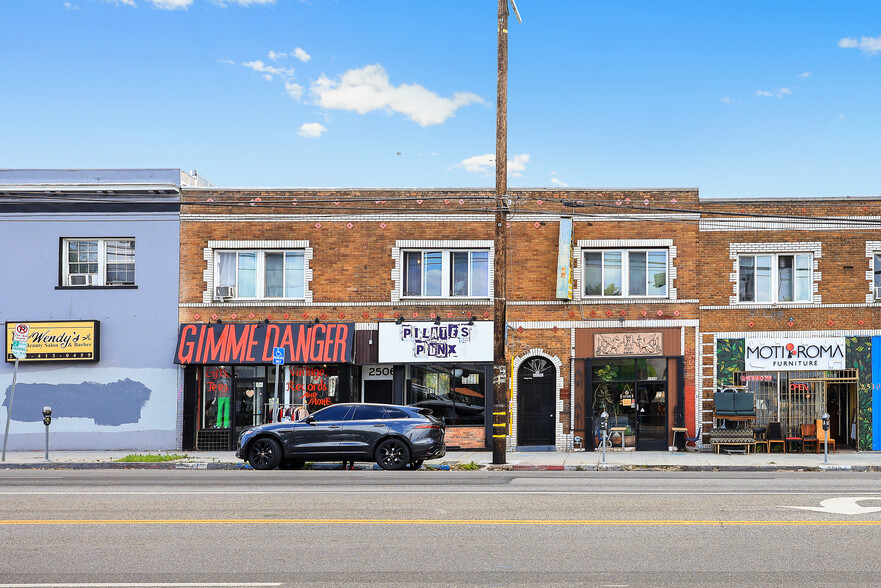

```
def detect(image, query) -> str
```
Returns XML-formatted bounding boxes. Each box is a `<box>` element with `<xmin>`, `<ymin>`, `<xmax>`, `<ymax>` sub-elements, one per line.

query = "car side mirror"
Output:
<box><xmin>303</xmin><ymin>416</ymin><xmax>316</xmax><ymax>424</ymax></box>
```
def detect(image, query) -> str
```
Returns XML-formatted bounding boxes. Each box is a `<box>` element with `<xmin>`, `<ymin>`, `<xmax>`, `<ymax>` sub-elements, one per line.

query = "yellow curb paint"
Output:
<box><xmin>1</xmin><ymin>518</ymin><xmax>880</xmax><ymax>526</ymax></box>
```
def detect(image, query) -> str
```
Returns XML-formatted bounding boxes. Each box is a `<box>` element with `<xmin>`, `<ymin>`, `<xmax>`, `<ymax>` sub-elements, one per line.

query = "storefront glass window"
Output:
<box><xmin>407</xmin><ymin>365</ymin><xmax>486</xmax><ymax>426</ymax></box>
<box><xmin>203</xmin><ymin>366</ymin><xmax>233</xmax><ymax>429</ymax></box>
<box><xmin>285</xmin><ymin>364</ymin><xmax>344</xmax><ymax>412</ymax></box>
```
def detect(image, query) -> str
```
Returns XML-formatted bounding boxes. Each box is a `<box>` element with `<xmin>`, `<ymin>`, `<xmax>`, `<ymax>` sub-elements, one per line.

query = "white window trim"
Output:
<box><xmin>735</xmin><ymin>253</ymin><xmax>812</xmax><ymax>304</ymax></box>
<box><xmin>728</xmin><ymin>242</ymin><xmax>821</xmax><ymax>306</ymax></box>
<box><xmin>574</xmin><ymin>239</ymin><xmax>677</xmax><ymax>301</ymax></box>
<box><xmin>865</xmin><ymin>242</ymin><xmax>881</xmax><ymax>303</ymax></box>
<box><xmin>203</xmin><ymin>240</ymin><xmax>313</xmax><ymax>303</ymax></box>
<box><xmin>391</xmin><ymin>240</ymin><xmax>494</xmax><ymax>302</ymax></box>
<box><xmin>62</xmin><ymin>237</ymin><xmax>135</xmax><ymax>287</ymax></box>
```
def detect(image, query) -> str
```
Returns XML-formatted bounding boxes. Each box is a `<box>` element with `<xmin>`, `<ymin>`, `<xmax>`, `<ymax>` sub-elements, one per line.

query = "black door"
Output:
<box><xmin>364</xmin><ymin>380</ymin><xmax>393</xmax><ymax>404</ymax></box>
<box><xmin>517</xmin><ymin>357</ymin><xmax>556</xmax><ymax>446</ymax></box>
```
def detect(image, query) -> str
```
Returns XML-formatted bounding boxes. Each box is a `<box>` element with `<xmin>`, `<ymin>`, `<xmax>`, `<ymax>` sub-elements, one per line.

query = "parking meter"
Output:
<box><xmin>822</xmin><ymin>412</ymin><xmax>830</xmax><ymax>464</ymax></box>
<box><xmin>600</xmin><ymin>411</ymin><xmax>609</xmax><ymax>463</ymax></box>
<box><xmin>42</xmin><ymin>406</ymin><xmax>52</xmax><ymax>461</ymax></box>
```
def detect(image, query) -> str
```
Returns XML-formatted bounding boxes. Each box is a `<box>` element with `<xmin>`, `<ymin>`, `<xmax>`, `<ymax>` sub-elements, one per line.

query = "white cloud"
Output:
<box><xmin>721</xmin><ymin>96</ymin><xmax>740</xmax><ymax>104</ymax></box>
<box><xmin>147</xmin><ymin>0</ymin><xmax>192</xmax><ymax>8</ymax></box>
<box><xmin>298</xmin><ymin>123</ymin><xmax>327</xmax><ymax>138</ymax></box>
<box><xmin>242</xmin><ymin>60</ymin><xmax>295</xmax><ymax>80</ymax></box>
<box><xmin>797</xmin><ymin>72</ymin><xmax>812</xmax><ymax>78</ymax></box>
<box><xmin>103</xmin><ymin>0</ymin><xmax>136</xmax><ymax>6</ymax></box>
<box><xmin>756</xmin><ymin>87</ymin><xmax>791</xmax><ymax>98</ymax></box>
<box><xmin>838</xmin><ymin>113</ymin><xmax>845</xmax><ymax>123</ymax></box>
<box><xmin>293</xmin><ymin>48</ymin><xmax>311</xmax><ymax>62</ymax></box>
<box><xmin>311</xmin><ymin>64</ymin><xmax>484</xmax><ymax>127</ymax></box>
<box><xmin>285</xmin><ymin>82</ymin><xmax>304</xmax><ymax>101</ymax></box>
<box><xmin>268</xmin><ymin>51</ymin><xmax>286</xmax><ymax>61</ymax></box>
<box><xmin>839</xmin><ymin>36</ymin><xmax>881</xmax><ymax>56</ymax></box>
<box><xmin>550</xmin><ymin>177</ymin><xmax>568</xmax><ymax>187</ymax></box>
<box><xmin>64</xmin><ymin>1</ymin><xmax>80</xmax><ymax>8</ymax></box>
<box><xmin>457</xmin><ymin>153</ymin><xmax>529</xmax><ymax>176</ymax></box>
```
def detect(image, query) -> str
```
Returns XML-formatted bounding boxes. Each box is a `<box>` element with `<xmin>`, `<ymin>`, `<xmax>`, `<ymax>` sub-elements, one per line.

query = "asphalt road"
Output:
<box><xmin>1</xmin><ymin>470</ymin><xmax>880</xmax><ymax>587</ymax></box>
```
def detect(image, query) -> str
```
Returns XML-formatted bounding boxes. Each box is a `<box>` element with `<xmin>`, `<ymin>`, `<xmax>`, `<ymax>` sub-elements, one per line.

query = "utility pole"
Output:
<box><xmin>492</xmin><ymin>0</ymin><xmax>518</xmax><ymax>464</ymax></box>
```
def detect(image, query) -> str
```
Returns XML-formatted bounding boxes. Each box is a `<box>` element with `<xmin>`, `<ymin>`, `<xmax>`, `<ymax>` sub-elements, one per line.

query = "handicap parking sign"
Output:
<box><xmin>272</xmin><ymin>347</ymin><xmax>285</xmax><ymax>365</ymax></box>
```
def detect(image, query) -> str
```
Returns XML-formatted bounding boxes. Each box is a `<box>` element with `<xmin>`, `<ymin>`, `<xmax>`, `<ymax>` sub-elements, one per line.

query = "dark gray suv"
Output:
<box><xmin>236</xmin><ymin>403</ymin><xmax>446</xmax><ymax>470</ymax></box>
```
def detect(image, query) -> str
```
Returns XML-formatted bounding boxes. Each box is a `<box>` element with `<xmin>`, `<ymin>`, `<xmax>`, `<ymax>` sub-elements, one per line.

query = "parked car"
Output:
<box><xmin>236</xmin><ymin>403</ymin><xmax>446</xmax><ymax>470</ymax></box>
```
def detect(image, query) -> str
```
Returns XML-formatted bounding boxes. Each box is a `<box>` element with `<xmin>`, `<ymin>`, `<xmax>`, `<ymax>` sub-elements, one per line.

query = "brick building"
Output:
<box><xmin>174</xmin><ymin>187</ymin><xmax>880</xmax><ymax>453</ymax></box>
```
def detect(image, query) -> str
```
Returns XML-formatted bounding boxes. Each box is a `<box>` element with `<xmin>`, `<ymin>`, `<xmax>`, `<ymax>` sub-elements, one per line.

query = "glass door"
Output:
<box><xmin>233</xmin><ymin>379</ymin><xmax>263</xmax><ymax>441</ymax></box>
<box><xmin>636</xmin><ymin>381</ymin><xmax>667</xmax><ymax>450</ymax></box>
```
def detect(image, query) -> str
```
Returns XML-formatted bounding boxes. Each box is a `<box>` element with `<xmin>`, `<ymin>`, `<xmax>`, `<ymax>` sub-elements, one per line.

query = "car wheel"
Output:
<box><xmin>375</xmin><ymin>438</ymin><xmax>411</xmax><ymax>470</ymax></box>
<box><xmin>278</xmin><ymin>459</ymin><xmax>305</xmax><ymax>470</ymax></box>
<box><xmin>248</xmin><ymin>437</ymin><xmax>283</xmax><ymax>470</ymax></box>
<box><xmin>406</xmin><ymin>460</ymin><xmax>424</xmax><ymax>470</ymax></box>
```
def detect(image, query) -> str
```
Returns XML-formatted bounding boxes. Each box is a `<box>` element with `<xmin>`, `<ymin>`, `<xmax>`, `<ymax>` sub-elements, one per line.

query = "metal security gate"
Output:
<box><xmin>517</xmin><ymin>357</ymin><xmax>556</xmax><ymax>447</ymax></box>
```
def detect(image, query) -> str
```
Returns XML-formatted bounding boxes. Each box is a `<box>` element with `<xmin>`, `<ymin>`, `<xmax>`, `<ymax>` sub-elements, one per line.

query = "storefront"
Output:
<box><xmin>375</xmin><ymin>320</ymin><xmax>493</xmax><ymax>449</ymax></box>
<box><xmin>175</xmin><ymin>322</ymin><xmax>355</xmax><ymax>450</ymax></box>
<box><xmin>716</xmin><ymin>336</ymin><xmax>874</xmax><ymax>449</ymax></box>
<box><xmin>575</xmin><ymin>328</ymin><xmax>686</xmax><ymax>451</ymax></box>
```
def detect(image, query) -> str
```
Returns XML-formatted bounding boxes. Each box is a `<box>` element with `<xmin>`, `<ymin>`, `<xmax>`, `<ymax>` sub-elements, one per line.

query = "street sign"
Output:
<box><xmin>11</xmin><ymin>340</ymin><xmax>27</xmax><ymax>360</ymax></box>
<box><xmin>13</xmin><ymin>323</ymin><xmax>29</xmax><ymax>342</ymax></box>
<box><xmin>272</xmin><ymin>346</ymin><xmax>285</xmax><ymax>365</ymax></box>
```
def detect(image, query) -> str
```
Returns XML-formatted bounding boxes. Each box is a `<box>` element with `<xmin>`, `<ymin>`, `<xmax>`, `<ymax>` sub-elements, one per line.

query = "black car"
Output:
<box><xmin>236</xmin><ymin>403</ymin><xmax>446</xmax><ymax>470</ymax></box>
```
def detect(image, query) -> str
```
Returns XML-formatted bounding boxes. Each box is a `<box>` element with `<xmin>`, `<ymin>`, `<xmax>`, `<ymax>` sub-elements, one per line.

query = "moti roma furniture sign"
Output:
<box><xmin>5</xmin><ymin>321</ymin><xmax>100</xmax><ymax>363</ymax></box>
<box><xmin>174</xmin><ymin>323</ymin><xmax>354</xmax><ymax>365</ymax></box>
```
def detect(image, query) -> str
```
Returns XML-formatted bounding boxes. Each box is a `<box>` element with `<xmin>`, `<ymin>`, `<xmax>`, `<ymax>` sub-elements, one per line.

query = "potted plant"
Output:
<box><xmin>624</xmin><ymin>426</ymin><xmax>636</xmax><ymax>447</ymax></box>
<box><xmin>592</xmin><ymin>364</ymin><xmax>619</xmax><ymax>416</ymax></box>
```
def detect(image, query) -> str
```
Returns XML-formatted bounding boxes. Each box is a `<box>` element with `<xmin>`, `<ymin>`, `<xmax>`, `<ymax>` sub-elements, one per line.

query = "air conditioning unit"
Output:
<box><xmin>68</xmin><ymin>274</ymin><xmax>96</xmax><ymax>286</ymax></box>
<box><xmin>215</xmin><ymin>286</ymin><xmax>234</xmax><ymax>299</ymax></box>
<box><xmin>876</xmin><ymin>287</ymin><xmax>881</xmax><ymax>300</ymax></box>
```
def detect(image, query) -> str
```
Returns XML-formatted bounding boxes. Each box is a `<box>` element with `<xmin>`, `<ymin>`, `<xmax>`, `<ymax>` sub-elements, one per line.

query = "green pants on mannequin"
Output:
<box><xmin>216</xmin><ymin>397</ymin><xmax>230</xmax><ymax>428</ymax></box>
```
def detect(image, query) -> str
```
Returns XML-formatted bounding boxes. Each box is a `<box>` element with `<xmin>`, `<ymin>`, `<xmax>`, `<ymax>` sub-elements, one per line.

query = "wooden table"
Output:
<box><xmin>609</xmin><ymin>427</ymin><xmax>627</xmax><ymax>450</ymax></box>
<box><xmin>671</xmin><ymin>427</ymin><xmax>688</xmax><ymax>451</ymax></box>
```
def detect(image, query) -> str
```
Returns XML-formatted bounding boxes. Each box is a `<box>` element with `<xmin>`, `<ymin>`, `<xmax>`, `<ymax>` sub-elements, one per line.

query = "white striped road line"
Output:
<box><xmin>0</xmin><ymin>584</ymin><xmax>282</xmax><ymax>588</ymax></box>
<box><xmin>0</xmin><ymin>490</ymin><xmax>875</xmax><ymax>496</ymax></box>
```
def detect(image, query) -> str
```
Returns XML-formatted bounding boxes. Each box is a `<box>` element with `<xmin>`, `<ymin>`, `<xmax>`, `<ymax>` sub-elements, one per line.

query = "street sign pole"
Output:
<box><xmin>1</xmin><ymin>358</ymin><xmax>20</xmax><ymax>462</ymax></box>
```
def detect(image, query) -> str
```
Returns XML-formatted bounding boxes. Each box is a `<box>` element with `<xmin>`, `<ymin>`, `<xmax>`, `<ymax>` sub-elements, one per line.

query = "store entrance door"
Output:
<box><xmin>636</xmin><ymin>381</ymin><xmax>667</xmax><ymax>450</ymax></box>
<box><xmin>233</xmin><ymin>379</ymin><xmax>264</xmax><ymax>446</ymax></box>
<box><xmin>517</xmin><ymin>357</ymin><xmax>556</xmax><ymax>448</ymax></box>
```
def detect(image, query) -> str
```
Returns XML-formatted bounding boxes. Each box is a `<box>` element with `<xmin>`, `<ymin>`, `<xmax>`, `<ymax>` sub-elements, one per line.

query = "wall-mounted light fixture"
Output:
<box><xmin>467</xmin><ymin>317</ymin><xmax>475</xmax><ymax>326</ymax></box>
<box><xmin>313</xmin><ymin>317</ymin><xmax>320</xmax><ymax>324</ymax></box>
<box><xmin>434</xmin><ymin>316</ymin><xmax>441</xmax><ymax>325</ymax></box>
<box><xmin>395</xmin><ymin>316</ymin><xmax>403</xmax><ymax>325</ymax></box>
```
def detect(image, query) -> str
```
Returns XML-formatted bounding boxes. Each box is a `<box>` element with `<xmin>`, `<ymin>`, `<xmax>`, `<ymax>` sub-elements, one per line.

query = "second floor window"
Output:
<box><xmin>583</xmin><ymin>250</ymin><xmax>668</xmax><ymax>297</ymax></box>
<box><xmin>63</xmin><ymin>238</ymin><xmax>135</xmax><ymax>286</ymax></box>
<box><xmin>738</xmin><ymin>254</ymin><xmax>812</xmax><ymax>303</ymax></box>
<box><xmin>216</xmin><ymin>250</ymin><xmax>305</xmax><ymax>299</ymax></box>
<box><xmin>403</xmin><ymin>250</ymin><xmax>489</xmax><ymax>298</ymax></box>
<box><xmin>875</xmin><ymin>254</ymin><xmax>881</xmax><ymax>299</ymax></box>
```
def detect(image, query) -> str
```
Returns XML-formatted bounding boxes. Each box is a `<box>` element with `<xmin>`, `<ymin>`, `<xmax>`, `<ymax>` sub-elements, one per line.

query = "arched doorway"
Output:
<box><xmin>517</xmin><ymin>357</ymin><xmax>556</xmax><ymax>447</ymax></box>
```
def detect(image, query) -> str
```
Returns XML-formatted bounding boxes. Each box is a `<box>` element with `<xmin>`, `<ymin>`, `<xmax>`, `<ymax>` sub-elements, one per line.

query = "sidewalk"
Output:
<box><xmin>1</xmin><ymin>447</ymin><xmax>878</xmax><ymax>471</ymax></box>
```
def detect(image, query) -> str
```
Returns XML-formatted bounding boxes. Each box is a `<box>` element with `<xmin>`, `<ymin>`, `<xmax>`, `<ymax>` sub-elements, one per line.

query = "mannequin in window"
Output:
<box><xmin>216</xmin><ymin>380</ymin><xmax>231</xmax><ymax>428</ymax></box>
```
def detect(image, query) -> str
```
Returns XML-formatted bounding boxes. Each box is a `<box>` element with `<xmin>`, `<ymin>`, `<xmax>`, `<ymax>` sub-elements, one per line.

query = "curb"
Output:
<box><xmin>1</xmin><ymin>462</ymin><xmax>877</xmax><ymax>472</ymax></box>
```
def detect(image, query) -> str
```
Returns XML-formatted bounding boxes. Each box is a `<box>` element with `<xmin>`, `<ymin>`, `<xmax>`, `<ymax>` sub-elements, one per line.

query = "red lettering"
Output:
<box><xmin>310</xmin><ymin>324</ymin><xmax>325</xmax><ymax>361</ymax></box>
<box><xmin>246</xmin><ymin>324</ymin><xmax>260</xmax><ymax>363</ymax></box>
<box><xmin>334</xmin><ymin>324</ymin><xmax>349</xmax><ymax>362</ymax></box>
<box><xmin>195</xmin><ymin>324</ymin><xmax>207</xmax><ymax>363</ymax></box>
<box><xmin>203</xmin><ymin>326</ymin><xmax>229</xmax><ymax>363</ymax></box>
<box><xmin>323</xmin><ymin>325</ymin><xmax>335</xmax><ymax>362</ymax></box>
<box><xmin>281</xmin><ymin>325</ymin><xmax>298</xmax><ymax>362</ymax></box>
<box><xmin>227</xmin><ymin>325</ymin><xmax>249</xmax><ymax>363</ymax></box>
<box><xmin>262</xmin><ymin>324</ymin><xmax>281</xmax><ymax>362</ymax></box>
<box><xmin>176</xmin><ymin>324</ymin><xmax>197</xmax><ymax>363</ymax></box>
<box><xmin>294</xmin><ymin>324</ymin><xmax>310</xmax><ymax>363</ymax></box>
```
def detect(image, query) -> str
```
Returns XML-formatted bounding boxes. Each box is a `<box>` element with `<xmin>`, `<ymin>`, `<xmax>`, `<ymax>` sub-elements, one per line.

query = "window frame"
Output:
<box><xmin>581</xmin><ymin>248</ymin><xmax>669</xmax><ymax>298</ymax></box>
<box><xmin>60</xmin><ymin>237</ymin><xmax>136</xmax><ymax>288</ymax></box>
<box><xmin>874</xmin><ymin>253</ymin><xmax>881</xmax><ymax>300</ymax></box>
<box><xmin>737</xmin><ymin>252</ymin><xmax>813</xmax><ymax>304</ymax></box>
<box><xmin>401</xmin><ymin>248</ymin><xmax>491</xmax><ymax>299</ymax></box>
<box><xmin>214</xmin><ymin>249</ymin><xmax>306</xmax><ymax>300</ymax></box>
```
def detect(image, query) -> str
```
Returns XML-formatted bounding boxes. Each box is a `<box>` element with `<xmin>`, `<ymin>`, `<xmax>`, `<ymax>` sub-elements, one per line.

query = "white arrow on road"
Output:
<box><xmin>784</xmin><ymin>497</ymin><xmax>881</xmax><ymax>515</ymax></box>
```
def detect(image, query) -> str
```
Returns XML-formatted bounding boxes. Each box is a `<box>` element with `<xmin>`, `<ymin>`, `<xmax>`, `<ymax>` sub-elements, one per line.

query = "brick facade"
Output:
<box><xmin>178</xmin><ymin>188</ymin><xmax>881</xmax><ymax>452</ymax></box>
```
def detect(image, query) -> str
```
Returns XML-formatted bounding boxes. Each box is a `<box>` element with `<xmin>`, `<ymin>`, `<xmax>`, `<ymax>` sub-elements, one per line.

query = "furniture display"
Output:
<box><xmin>815</xmin><ymin>419</ymin><xmax>836</xmax><ymax>454</ymax></box>
<box><xmin>609</xmin><ymin>427</ymin><xmax>627</xmax><ymax>450</ymax></box>
<box><xmin>753</xmin><ymin>427</ymin><xmax>768</xmax><ymax>453</ymax></box>
<box><xmin>685</xmin><ymin>428</ymin><xmax>702</xmax><ymax>451</ymax></box>
<box><xmin>671</xmin><ymin>427</ymin><xmax>688</xmax><ymax>451</ymax></box>
<box><xmin>710</xmin><ymin>427</ymin><xmax>757</xmax><ymax>453</ymax></box>
<box><xmin>767</xmin><ymin>421</ymin><xmax>786</xmax><ymax>453</ymax></box>
<box><xmin>800</xmin><ymin>423</ymin><xmax>818</xmax><ymax>453</ymax></box>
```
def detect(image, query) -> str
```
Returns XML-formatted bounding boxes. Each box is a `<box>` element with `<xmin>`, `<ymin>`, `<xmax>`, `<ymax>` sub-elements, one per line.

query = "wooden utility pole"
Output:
<box><xmin>492</xmin><ymin>0</ymin><xmax>509</xmax><ymax>464</ymax></box>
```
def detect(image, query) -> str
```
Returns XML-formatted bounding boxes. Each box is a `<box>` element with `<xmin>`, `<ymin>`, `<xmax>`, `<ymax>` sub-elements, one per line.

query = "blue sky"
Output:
<box><xmin>1</xmin><ymin>0</ymin><xmax>879</xmax><ymax>197</ymax></box>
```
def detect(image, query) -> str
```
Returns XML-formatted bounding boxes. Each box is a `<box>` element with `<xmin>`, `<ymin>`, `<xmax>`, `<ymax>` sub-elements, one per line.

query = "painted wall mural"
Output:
<box><xmin>846</xmin><ymin>337</ymin><xmax>873</xmax><ymax>452</ymax></box>
<box><xmin>3</xmin><ymin>378</ymin><xmax>150</xmax><ymax>426</ymax></box>
<box><xmin>716</xmin><ymin>339</ymin><xmax>745</xmax><ymax>387</ymax></box>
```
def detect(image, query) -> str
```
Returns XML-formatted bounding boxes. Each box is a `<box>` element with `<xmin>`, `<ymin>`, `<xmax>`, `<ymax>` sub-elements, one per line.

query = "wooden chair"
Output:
<box><xmin>800</xmin><ymin>423</ymin><xmax>818</xmax><ymax>453</ymax></box>
<box><xmin>815</xmin><ymin>419</ymin><xmax>836</xmax><ymax>454</ymax></box>
<box><xmin>767</xmin><ymin>422</ymin><xmax>786</xmax><ymax>453</ymax></box>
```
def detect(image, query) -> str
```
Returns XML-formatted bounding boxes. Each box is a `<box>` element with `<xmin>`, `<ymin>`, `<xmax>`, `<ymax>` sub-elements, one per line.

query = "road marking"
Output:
<box><xmin>0</xmin><ymin>584</ymin><xmax>281</xmax><ymax>587</ymax></box>
<box><xmin>0</xmin><ymin>490</ymin><xmax>875</xmax><ymax>496</ymax></box>
<box><xmin>0</xmin><ymin>518</ymin><xmax>880</xmax><ymax>526</ymax></box>
<box><xmin>784</xmin><ymin>496</ymin><xmax>881</xmax><ymax>515</ymax></box>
